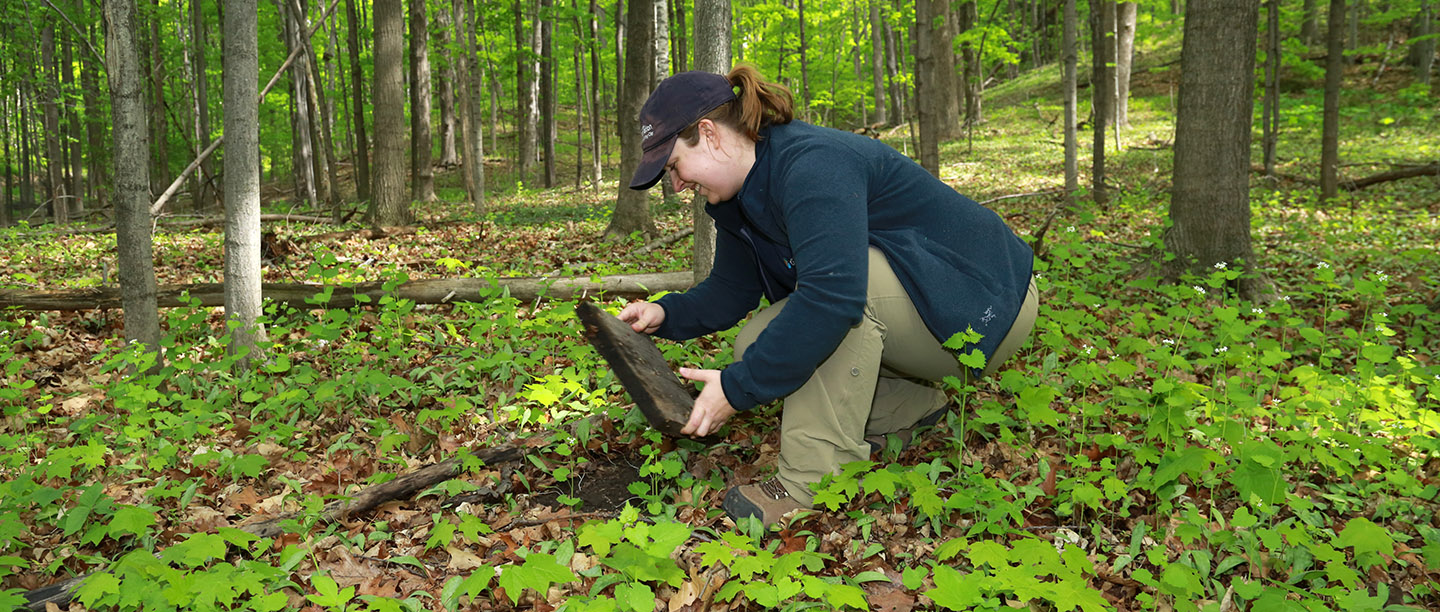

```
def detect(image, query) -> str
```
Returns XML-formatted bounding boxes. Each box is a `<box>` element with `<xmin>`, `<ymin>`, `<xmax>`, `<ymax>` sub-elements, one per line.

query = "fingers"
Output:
<box><xmin>618</xmin><ymin>302</ymin><xmax>664</xmax><ymax>333</ymax></box>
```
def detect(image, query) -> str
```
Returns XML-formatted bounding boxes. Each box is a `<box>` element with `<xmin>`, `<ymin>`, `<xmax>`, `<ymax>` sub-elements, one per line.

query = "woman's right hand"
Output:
<box><xmin>617</xmin><ymin>301</ymin><xmax>666</xmax><ymax>334</ymax></box>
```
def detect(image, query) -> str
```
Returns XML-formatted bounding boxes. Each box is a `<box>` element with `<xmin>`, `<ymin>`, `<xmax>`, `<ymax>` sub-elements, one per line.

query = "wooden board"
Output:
<box><xmin>576</xmin><ymin>302</ymin><xmax>693</xmax><ymax>437</ymax></box>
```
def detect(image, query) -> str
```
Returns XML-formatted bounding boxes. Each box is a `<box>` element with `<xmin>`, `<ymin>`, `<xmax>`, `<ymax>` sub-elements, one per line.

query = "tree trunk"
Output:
<box><xmin>345</xmin><ymin>0</ymin><xmax>372</xmax><ymax>201</ymax></box>
<box><xmin>1167</xmin><ymin>0</ymin><xmax>1267</xmax><ymax>298</ymax></box>
<box><xmin>654</xmin><ymin>0</ymin><xmax>679</xmax><ymax>206</ymax></box>
<box><xmin>1410</xmin><ymin>0</ymin><xmax>1434</xmax><ymax>85</ymax></box>
<box><xmin>372</xmin><ymin>0</ymin><xmax>411</xmax><ymax>225</ymax></box>
<box><xmin>410</xmin><ymin>0</ymin><xmax>437</xmax><ymax>202</ymax></box>
<box><xmin>914</xmin><ymin>0</ymin><xmax>945</xmax><ymax>176</ymax></box>
<box><xmin>1302</xmin><ymin>0</ymin><xmax>1319</xmax><ymax>45</ymax></box>
<box><xmin>2</xmin><ymin>95</ymin><xmax>12</xmax><ymax>227</ymax></box>
<box><xmin>691</xmin><ymin>0</ymin><xmax>729</xmax><ymax>283</ymax></box>
<box><xmin>223</xmin><ymin>0</ymin><xmax>267</xmax><ymax>366</ymax></box>
<box><xmin>885</xmin><ymin>18</ymin><xmax>903</xmax><ymax>124</ymax></box>
<box><xmin>84</xmin><ymin>21</ymin><xmax>108</xmax><ymax>209</ymax></box>
<box><xmin>19</xmin><ymin>82</ymin><xmax>36</xmax><ymax>212</ymax></box>
<box><xmin>1115</xmin><ymin>1</ymin><xmax>1137</xmax><ymax>127</ymax></box>
<box><xmin>1320</xmin><ymin>0</ymin><xmax>1345</xmax><ymax>200</ymax></box>
<box><xmin>461</xmin><ymin>0</ymin><xmax>487</xmax><ymax>213</ymax></box>
<box><xmin>42</xmin><ymin>25</ymin><xmax>69</xmax><ymax>224</ymax></box>
<box><xmin>106</xmin><ymin>0</ymin><xmax>163</xmax><ymax>369</ymax></box>
<box><xmin>589</xmin><ymin>0</ymin><xmax>604</xmax><ymax>186</ymax></box>
<box><xmin>606</xmin><ymin>0</ymin><xmax>656</xmax><ymax>239</ymax></box>
<box><xmin>293</xmin><ymin>0</ymin><xmax>343</xmax><ymax>218</ymax></box>
<box><xmin>573</xmin><ymin>1</ymin><xmax>584</xmax><ymax>188</ymax></box>
<box><xmin>61</xmin><ymin>7</ymin><xmax>84</xmax><ymax>216</ymax></box>
<box><xmin>148</xmin><ymin>0</ymin><xmax>170</xmax><ymax>194</ymax></box>
<box><xmin>941</xmin><ymin>3</ymin><xmax>962</xmax><ymax>138</ymax></box>
<box><xmin>541</xmin><ymin>0</ymin><xmax>556</xmax><ymax>188</ymax></box>
<box><xmin>960</xmin><ymin>0</ymin><xmax>982</xmax><ymax>126</ymax></box>
<box><xmin>191</xmin><ymin>0</ymin><xmax>215</xmax><ymax>212</ymax></box>
<box><xmin>282</xmin><ymin>0</ymin><xmax>319</xmax><ymax>208</ymax></box>
<box><xmin>435</xmin><ymin>4</ymin><xmax>461</xmax><ymax>167</ymax></box>
<box><xmin>1090</xmin><ymin>0</ymin><xmax>1114</xmax><ymax>205</ymax></box>
<box><xmin>671</xmin><ymin>0</ymin><xmax>687</xmax><ymax>72</ymax></box>
<box><xmin>1063</xmin><ymin>0</ymin><xmax>1078</xmax><ymax>202</ymax></box>
<box><xmin>798</xmin><ymin>0</ymin><xmax>810</xmax><ymax>117</ymax></box>
<box><xmin>869</xmin><ymin>0</ymin><xmax>887</xmax><ymax>125</ymax></box>
<box><xmin>516</xmin><ymin>0</ymin><xmax>541</xmax><ymax>185</ymax></box>
<box><xmin>1262</xmin><ymin>0</ymin><xmax>1281</xmax><ymax>177</ymax></box>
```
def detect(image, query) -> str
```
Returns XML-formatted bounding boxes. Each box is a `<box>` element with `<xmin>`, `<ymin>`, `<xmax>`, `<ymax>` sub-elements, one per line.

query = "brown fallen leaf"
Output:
<box><xmin>446</xmin><ymin>545</ymin><xmax>487</xmax><ymax>571</ymax></box>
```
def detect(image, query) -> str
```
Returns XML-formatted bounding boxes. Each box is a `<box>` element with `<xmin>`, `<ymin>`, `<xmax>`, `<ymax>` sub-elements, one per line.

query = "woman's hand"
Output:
<box><xmin>678</xmin><ymin>367</ymin><xmax>736</xmax><ymax>437</ymax></box>
<box><xmin>617</xmin><ymin>301</ymin><xmax>666</xmax><ymax>334</ymax></box>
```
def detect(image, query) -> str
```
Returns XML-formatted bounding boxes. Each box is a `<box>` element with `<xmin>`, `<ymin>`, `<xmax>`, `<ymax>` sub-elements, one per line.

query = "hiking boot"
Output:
<box><xmin>723</xmin><ymin>478</ymin><xmax>810</xmax><ymax>525</ymax></box>
<box><xmin>866</xmin><ymin>404</ymin><xmax>951</xmax><ymax>455</ymax></box>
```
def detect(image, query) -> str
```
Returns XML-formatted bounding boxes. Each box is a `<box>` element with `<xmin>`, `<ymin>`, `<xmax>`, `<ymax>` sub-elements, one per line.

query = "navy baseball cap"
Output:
<box><xmin>628</xmin><ymin>71</ymin><xmax>737</xmax><ymax>190</ymax></box>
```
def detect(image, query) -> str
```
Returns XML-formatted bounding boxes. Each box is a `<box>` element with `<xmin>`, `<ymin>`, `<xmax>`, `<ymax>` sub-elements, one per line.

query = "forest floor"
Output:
<box><xmin>3</xmin><ymin>49</ymin><xmax>1440</xmax><ymax>612</ymax></box>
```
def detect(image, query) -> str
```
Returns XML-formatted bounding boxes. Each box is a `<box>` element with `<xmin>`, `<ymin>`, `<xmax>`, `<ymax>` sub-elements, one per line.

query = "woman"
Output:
<box><xmin>619</xmin><ymin>66</ymin><xmax>1038</xmax><ymax>526</ymax></box>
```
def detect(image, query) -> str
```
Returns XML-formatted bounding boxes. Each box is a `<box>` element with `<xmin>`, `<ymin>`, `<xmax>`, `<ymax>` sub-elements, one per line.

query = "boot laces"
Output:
<box><xmin>759</xmin><ymin>479</ymin><xmax>790</xmax><ymax>500</ymax></box>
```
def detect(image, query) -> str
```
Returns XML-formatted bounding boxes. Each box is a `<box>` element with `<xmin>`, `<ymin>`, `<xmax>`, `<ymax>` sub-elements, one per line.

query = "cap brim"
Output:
<box><xmin>628</xmin><ymin>135</ymin><xmax>677</xmax><ymax>190</ymax></box>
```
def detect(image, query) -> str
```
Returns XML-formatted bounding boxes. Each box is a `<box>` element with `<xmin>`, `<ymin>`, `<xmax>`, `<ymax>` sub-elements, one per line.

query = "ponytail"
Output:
<box><xmin>678</xmin><ymin>64</ymin><xmax>793</xmax><ymax>145</ymax></box>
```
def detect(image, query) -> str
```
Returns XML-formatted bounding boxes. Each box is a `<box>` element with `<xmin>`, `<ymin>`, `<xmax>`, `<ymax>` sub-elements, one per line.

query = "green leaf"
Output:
<box><xmin>1051</xmin><ymin>576</ymin><xmax>1110</xmax><ymax>612</ymax></box>
<box><xmin>935</xmin><ymin>537</ymin><xmax>968</xmax><ymax>561</ymax></box>
<box><xmin>967</xmin><ymin>540</ymin><xmax>1010</xmax><ymax>569</ymax></box>
<box><xmin>1229</xmin><ymin>462</ymin><xmax>1286</xmax><ymax>506</ymax></box>
<box><xmin>926</xmin><ymin>565</ymin><xmax>981</xmax><ymax>610</ymax></box>
<box><xmin>1160</xmin><ymin>563</ymin><xmax>1203</xmax><ymax>597</ymax></box>
<box><xmin>1232</xmin><ymin>578</ymin><xmax>1264</xmax><ymax>599</ymax></box>
<box><xmin>615</xmin><ymin>581</ymin><xmax>654</xmax><ymax>612</ymax></box>
<box><xmin>308</xmin><ymin>573</ymin><xmax>357</xmax><ymax>607</ymax></box>
<box><xmin>162</xmin><ymin>532</ymin><xmax>229</xmax><ymax>568</ymax></box>
<box><xmin>1335</xmin><ymin>517</ymin><xmax>1395</xmax><ymax>561</ymax></box>
<box><xmin>901</xmin><ymin>565</ymin><xmax>928</xmax><ymax>590</ymax></box>
<box><xmin>74</xmin><ymin>572</ymin><xmax>120</xmax><ymax>607</ymax></box>
<box><xmin>825</xmin><ymin>583</ymin><xmax>869</xmax><ymax>609</ymax></box>
<box><xmin>498</xmin><ymin>553</ymin><xmax>577</xmax><ymax>604</ymax></box>
<box><xmin>107</xmin><ymin>505</ymin><xmax>156</xmax><ymax>539</ymax></box>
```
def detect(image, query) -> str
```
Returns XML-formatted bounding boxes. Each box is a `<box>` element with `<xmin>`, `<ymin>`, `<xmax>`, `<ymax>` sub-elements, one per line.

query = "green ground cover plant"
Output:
<box><xmin>1</xmin><ymin>44</ymin><xmax>1438</xmax><ymax>612</ymax></box>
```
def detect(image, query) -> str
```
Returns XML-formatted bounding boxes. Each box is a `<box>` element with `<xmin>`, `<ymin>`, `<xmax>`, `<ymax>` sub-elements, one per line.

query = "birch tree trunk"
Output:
<box><xmin>410</xmin><ymin>0</ymin><xmax>437</xmax><ymax>202</ymax></box>
<box><xmin>107</xmin><ymin>0</ymin><xmax>163</xmax><ymax>370</ymax></box>
<box><xmin>589</xmin><ymin>0</ymin><xmax>604</xmax><ymax>185</ymax></box>
<box><xmin>223</xmin><ymin>0</ymin><xmax>267</xmax><ymax>366</ymax></box>
<box><xmin>606</xmin><ymin>0</ymin><xmax>656</xmax><ymax>239</ymax></box>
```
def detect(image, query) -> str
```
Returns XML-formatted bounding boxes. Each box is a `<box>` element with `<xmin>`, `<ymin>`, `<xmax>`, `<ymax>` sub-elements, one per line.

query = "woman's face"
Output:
<box><xmin>665</xmin><ymin>122</ymin><xmax>750</xmax><ymax>204</ymax></box>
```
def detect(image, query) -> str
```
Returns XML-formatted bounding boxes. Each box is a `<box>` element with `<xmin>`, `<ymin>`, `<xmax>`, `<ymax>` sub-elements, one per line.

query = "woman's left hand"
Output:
<box><xmin>678</xmin><ymin>367</ymin><xmax>736</xmax><ymax>437</ymax></box>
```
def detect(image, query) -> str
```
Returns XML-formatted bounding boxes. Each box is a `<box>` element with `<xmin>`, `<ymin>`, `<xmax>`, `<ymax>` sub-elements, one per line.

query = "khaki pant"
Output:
<box><xmin>734</xmin><ymin>247</ymin><xmax>1039</xmax><ymax>505</ymax></box>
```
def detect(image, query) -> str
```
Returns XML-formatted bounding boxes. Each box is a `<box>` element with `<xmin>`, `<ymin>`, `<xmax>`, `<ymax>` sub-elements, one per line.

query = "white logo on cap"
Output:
<box><xmin>641</xmin><ymin>124</ymin><xmax>654</xmax><ymax>144</ymax></box>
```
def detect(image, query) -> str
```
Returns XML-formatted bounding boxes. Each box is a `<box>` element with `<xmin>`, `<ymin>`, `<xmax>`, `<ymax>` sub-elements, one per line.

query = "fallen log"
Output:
<box><xmin>0</xmin><ymin>272</ymin><xmax>693</xmax><ymax>311</ymax></box>
<box><xmin>577</xmin><ymin>302</ymin><xmax>694</xmax><ymax>436</ymax></box>
<box><xmin>1340</xmin><ymin>162</ymin><xmax>1439</xmax><ymax>190</ymax></box>
<box><xmin>23</xmin><ymin>443</ymin><xmax>523</xmax><ymax>611</ymax></box>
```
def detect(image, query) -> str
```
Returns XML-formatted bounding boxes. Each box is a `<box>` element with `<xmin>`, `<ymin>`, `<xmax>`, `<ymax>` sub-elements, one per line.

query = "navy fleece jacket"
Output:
<box><xmin>652</xmin><ymin>121</ymin><xmax>1033</xmax><ymax>412</ymax></box>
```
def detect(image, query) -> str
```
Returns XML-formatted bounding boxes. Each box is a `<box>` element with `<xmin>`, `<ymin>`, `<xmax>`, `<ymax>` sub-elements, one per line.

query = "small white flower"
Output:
<box><xmin>1081</xmin><ymin>345</ymin><xmax>1095</xmax><ymax>356</ymax></box>
<box><xmin>1193</xmin><ymin>286</ymin><xmax>1207</xmax><ymax>296</ymax></box>
<box><xmin>1270</xmin><ymin>398</ymin><xmax>1281</xmax><ymax>405</ymax></box>
<box><xmin>1214</xmin><ymin>346</ymin><xmax>1229</xmax><ymax>354</ymax></box>
<box><xmin>1066</xmin><ymin>226</ymin><xmax>1076</xmax><ymax>233</ymax></box>
<box><xmin>1375</xmin><ymin>270</ymin><xmax>1389</xmax><ymax>281</ymax></box>
<box><xmin>1281</xmin><ymin>296</ymin><xmax>1292</xmax><ymax>302</ymax></box>
<box><xmin>1316</xmin><ymin>262</ymin><xmax>1330</xmax><ymax>269</ymax></box>
<box><xmin>1162</xmin><ymin>338</ymin><xmax>1176</xmax><ymax>346</ymax></box>
<box><xmin>1214</xmin><ymin>262</ymin><xmax>1227</xmax><ymax>270</ymax></box>
<box><xmin>1251</xmin><ymin>308</ymin><xmax>1264</xmax><ymax>315</ymax></box>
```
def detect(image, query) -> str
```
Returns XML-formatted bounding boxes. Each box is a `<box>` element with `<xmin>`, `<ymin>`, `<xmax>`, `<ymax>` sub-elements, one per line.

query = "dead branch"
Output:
<box><xmin>1251</xmin><ymin>161</ymin><xmax>1440</xmax><ymax>190</ymax></box>
<box><xmin>0</xmin><ymin>272</ymin><xmax>695</xmax><ymax>311</ymax></box>
<box><xmin>22</xmin><ymin>444</ymin><xmax>523</xmax><ymax>611</ymax></box>
<box><xmin>55</xmin><ymin>214</ymin><xmax>338</xmax><ymax>235</ymax></box>
<box><xmin>634</xmin><ymin>227</ymin><xmax>694</xmax><ymax>255</ymax></box>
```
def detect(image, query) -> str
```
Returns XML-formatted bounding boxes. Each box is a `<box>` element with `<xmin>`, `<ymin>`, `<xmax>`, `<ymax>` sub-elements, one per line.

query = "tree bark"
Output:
<box><xmin>345</xmin><ymin>0</ymin><xmax>372</xmax><ymax>201</ymax></box>
<box><xmin>516</xmin><ymin>0</ymin><xmax>541</xmax><ymax>185</ymax></box>
<box><xmin>798</xmin><ymin>0</ymin><xmax>810</xmax><ymax>116</ymax></box>
<box><xmin>914</xmin><ymin>0</ymin><xmax>946</xmax><ymax>176</ymax></box>
<box><xmin>959</xmin><ymin>0</ymin><xmax>982</xmax><ymax>127</ymax></box>
<box><xmin>83</xmin><ymin>20</ymin><xmax>108</xmax><ymax>209</ymax></box>
<box><xmin>1167</xmin><ymin>0</ymin><xmax>1267</xmax><ymax>298</ymax></box>
<box><xmin>1302</xmin><ymin>0</ymin><xmax>1319</xmax><ymax>45</ymax></box>
<box><xmin>42</xmin><ymin>25</ymin><xmax>69</xmax><ymax>224</ymax></box>
<box><xmin>106</xmin><ymin>0</ymin><xmax>163</xmax><ymax>368</ymax></box>
<box><xmin>461</xmin><ymin>0</ymin><xmax>487</xmax><ymax>213</ymax></box>
<box><xmin>589</xmin><ymin>0</ymin><xmax>604</xmax><ymax>186</ymax></box>
<box><xmin>1063</xmin><ymin>0</ymin><xmax>1078</xmax><ymax>203</ymax></box>
<box><xmin>372</xmin><ymin>0</ymin><xmax>412</xmax><ymax>225</ymax></box>
<box><xmin>410</xmin><ymin>0</ymin><xmax>437</xmax><ymax>202</ymax></box>
<box><xmin>2</xmin><ymin>94</ymin><xmax>12</xmax><ymax>227</ymax></box>
<box><xmin>435</xmin><ymin>4</ymin><xmax>461</xmax><ymax>167</ymax></box>
<box><xmin>1262</xmin><ymin>0</ymin><xmax>1281</xmax><ymax>177</ymax></box>
<box><xmin>148</xmin><ymin>0</ymin><xmax>170</xmax><ymax>194</ymax></box>
<box><xmin>606</xmin><ymin>0</ymin><xmax>656</xmax><ymax>239</ymax></box>
<box><xmin>1115</xmin><ymin>1</ymin><xmax>1137</xmax><ymax>127</ymax></box>
<box><xmin>191</xmin><ymin>0</ymin><xmax>215</xmax><ymax>213</ymax></box>
<box><xmin>1090</xmin><ymin>0</ymin><xmax>1114</xmax><ymax>205</ymax></box>
<box><xmin>1410</xmin><ymin>0</ymin><xmax>1433</xmax><ymax>86</ymax></box>
<box><xmin>224</xmin><ymin>0</ymin><xmax>268</xmax><ymax>366</ymax></box>
<box><xmin>61</xmin><ymin>5</ymin><xmax>84</xmax><ymax>216</ymax></box>
<box><xmin>541</xmin><ymin>0</ymin><xmax>557</xmax><ymax>187</ymax></box>
<box><xmin>0</xmin><ymin>272</ymin><xmax>695</xmax><ymax>311</ymax></box>
<box><xmin>282</xmin><ymin>0</ymin><xmax>320</xmax><ymax>208</ymax></box>
<box><xmin>654</xmin><ymin>0</ymin><xmax>679</xmax><ymax>206</ymax></box>
<box><xmin>292</xmin><ymin>0</ymin><xmax>343</xmax><ymax>219</ymax></box>
<box><xmin>691</xmin><ymin>0</ymin><xmax>729</xmax><ymax>283</ymax></box>
<box><xmin>869</xmin><ymin>0</ymin><xmax>887</xmax><ymax>125</ymax></box>
<box><xmin>1320</xmin><ymin>0</ymin><xmax>1345</xmax><ymax>200</ymax></box>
